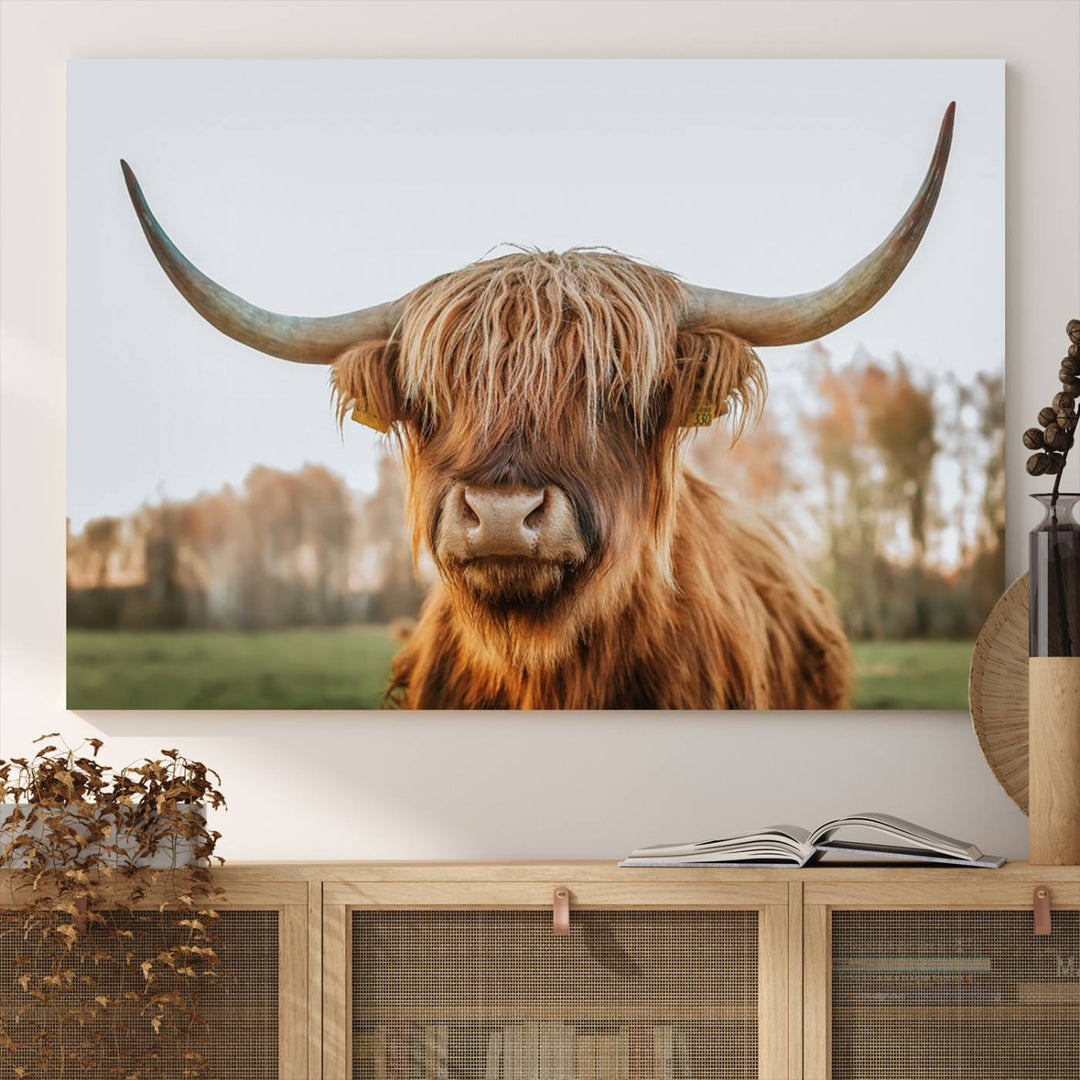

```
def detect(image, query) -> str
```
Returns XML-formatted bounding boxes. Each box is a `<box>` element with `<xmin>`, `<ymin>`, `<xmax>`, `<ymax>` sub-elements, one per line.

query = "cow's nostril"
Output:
<box><xmin>461</xmin><ymin>490</ymin><xmax>481</xmax><ymax>527</ymax></box>
<box><xmin>523</xmin><ymin>492</ymin><xmax>548</xmax><ymax>531</ymax></box>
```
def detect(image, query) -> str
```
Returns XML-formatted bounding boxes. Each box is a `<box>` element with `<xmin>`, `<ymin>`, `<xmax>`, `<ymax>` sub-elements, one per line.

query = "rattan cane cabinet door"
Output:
<box><xmin>804</xmin><ymin>876</ymin><xmax>1080</xmax><ymax>1080</ymax></box>
<box><xmin>0</xmin><ymin>882</ymin><xmax>310</xmax><ymax>1080</ymax></box>
<box><xmin>324</xmin><ymin>878</ymin><xmax>789</xmax><ymax>1080</ymax></box>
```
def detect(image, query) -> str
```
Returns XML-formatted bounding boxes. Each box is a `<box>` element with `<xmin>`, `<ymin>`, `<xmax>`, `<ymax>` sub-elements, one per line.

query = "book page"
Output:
<box><xmin>629</xmin><ymin>825</ymin><xmax>810</xmax><ymax>859</ymax></box>
<box><xmin>809</xmin><ymin>812</ymin><xmax>981</xmax><ymax>860</ymax></box>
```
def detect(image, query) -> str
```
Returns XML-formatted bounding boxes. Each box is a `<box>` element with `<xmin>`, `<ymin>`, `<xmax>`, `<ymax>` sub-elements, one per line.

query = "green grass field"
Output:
<box><xmin>67</xmin><ymin>626</ymin><xmax>401</xmax><ymax>710</ymax></box>
<box><xmin>849</xmin><ymin>639</ymin><xmax>974</xmax><ymax>710</ymax></box>
<box><xmin>67</xmin><ymin>629</ymin><xmax>974</xmax><ymax>710</ymax></box>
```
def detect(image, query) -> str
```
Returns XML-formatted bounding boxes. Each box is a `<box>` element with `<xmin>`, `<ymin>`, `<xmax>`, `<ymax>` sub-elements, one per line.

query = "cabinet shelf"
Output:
<box><xmin>833</xmin><ymin>1004</ymin><xmax>1079</xmax><ymax>1022</ymax></box>
<box><xmin>355</xmin><ymin>1006</ymin><xmax>757</xmax><ymax>1022</ymax></box>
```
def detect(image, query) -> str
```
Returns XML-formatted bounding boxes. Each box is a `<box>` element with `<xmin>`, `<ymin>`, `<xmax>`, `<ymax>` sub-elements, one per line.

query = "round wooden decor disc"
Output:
<box><xmin>969</xmin><ymin>573</ymin><xmax>1030</xmax><ymax>814</ymax></box>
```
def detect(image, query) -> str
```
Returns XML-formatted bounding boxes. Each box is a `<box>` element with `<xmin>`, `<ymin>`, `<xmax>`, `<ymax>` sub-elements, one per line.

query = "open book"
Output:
<box><xmin>619</xmin><ymin>812</ymin><xmax>1006</xmax><ymax>868</ymax></box>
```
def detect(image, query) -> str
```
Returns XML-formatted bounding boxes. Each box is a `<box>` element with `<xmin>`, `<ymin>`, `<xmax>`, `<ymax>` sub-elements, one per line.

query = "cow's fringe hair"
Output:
<box><xmin>402</xmin><ymin>248</ymin><xmax>682</xmax><ymax>438</ymax></box>
<box><xmin>330</xmin><ymin>249</ymin><xmax>766</xmax><ymax>444</ymax></box>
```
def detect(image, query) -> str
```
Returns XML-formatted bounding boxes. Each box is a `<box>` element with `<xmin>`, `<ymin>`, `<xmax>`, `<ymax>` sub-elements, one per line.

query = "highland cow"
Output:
<box><xmin>121</xmin><ymin>104</ymin><xmax>954</xmax><ymax>709</ymax></box>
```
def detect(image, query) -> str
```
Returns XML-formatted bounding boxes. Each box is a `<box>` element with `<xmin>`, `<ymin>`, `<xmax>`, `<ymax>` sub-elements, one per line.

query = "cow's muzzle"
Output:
<box><xmin>438</xmin><ymin>483</ymin><xmax>587</xmax><ymax>564</ymax></box>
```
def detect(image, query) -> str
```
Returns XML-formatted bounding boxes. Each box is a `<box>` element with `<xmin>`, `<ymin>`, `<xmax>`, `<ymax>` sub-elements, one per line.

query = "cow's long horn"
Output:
<box><xmin>121</xmin><ymin>161</ymin><xmax>404</xmax><ymax>363</ymax></box>
<box><xmin>680</xmin><ymin>102</ymin><xmax>955</xmax><ymax>345</ymax></box>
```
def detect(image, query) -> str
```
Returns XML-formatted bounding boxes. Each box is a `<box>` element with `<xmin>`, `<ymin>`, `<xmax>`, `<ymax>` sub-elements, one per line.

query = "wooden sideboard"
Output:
<box><xmin>3</xmin><ymin>861</ymin><xmax>1078</xmax><ymax>1079</ymax></box>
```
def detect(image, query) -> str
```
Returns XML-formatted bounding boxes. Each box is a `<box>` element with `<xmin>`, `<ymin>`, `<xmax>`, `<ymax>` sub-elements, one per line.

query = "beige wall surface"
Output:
<box><xmin>1</xmin><ymin>1</ymin><xmax>1077</xmax><ymax>861</ymax></box>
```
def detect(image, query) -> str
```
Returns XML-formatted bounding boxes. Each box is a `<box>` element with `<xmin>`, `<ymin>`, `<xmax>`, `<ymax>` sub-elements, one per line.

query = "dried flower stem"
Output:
<box><xmin>1048</xmin><ymin>448</ymin><xmax>1073</xmax><ymax>657</ymax></box>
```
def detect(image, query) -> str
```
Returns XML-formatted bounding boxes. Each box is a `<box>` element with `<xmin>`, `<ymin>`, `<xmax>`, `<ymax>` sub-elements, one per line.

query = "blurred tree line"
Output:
<box><xmin>69</xmin><ymin>348</ymin><xmax>1004</xmax><ymax>639</ymax></box>
<box><xmin>67</xmin><ymin>460</ymin><xmax>423</xmax><ymax>630</ymax></box>
<box><xmin>690</xmin><ymin>347</ymin><xmax>1005</xmax><ymax>639</ymax></box>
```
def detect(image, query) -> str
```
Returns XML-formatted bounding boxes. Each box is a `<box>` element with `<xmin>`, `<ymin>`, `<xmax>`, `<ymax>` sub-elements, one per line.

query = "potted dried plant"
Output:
<box><xmin>0</xmin><ymin>735</ymin><xmax>226</xmax><ymax>1078</ymax></box>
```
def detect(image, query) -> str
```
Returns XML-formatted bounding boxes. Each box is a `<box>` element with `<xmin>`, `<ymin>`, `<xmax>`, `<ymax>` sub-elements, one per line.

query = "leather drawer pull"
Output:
<box><xmin>1033</xmin><ymin>886</ymin><xmax>1052</xmax><ymax>936</ymax></box>
<box><xmin>552</xmin><ymin>887</ymin><xmax>570</xmax><ymax>935</ymax></box>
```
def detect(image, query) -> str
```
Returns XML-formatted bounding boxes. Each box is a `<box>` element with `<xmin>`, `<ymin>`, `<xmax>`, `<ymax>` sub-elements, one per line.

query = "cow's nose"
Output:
<box><xmin>438</xmin><ymin>483</ymin><xmax>587</xmax><ymax>564</ymax></box>
<box><xmin>460</xmin><ymin>485</ymin><xmax>548</xmax><ymax>557</ymax></box>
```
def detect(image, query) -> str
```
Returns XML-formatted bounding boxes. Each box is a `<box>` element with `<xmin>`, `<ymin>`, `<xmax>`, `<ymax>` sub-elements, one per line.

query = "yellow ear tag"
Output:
<box><xmin>689</xmin><ymin>403</ymin><xmax>715</xmax><ymax>427</ymax></box>
<box><xmin>687</xmin><ymin>401</ymin><xmax>728</xmax><ymax>428</ymax></box>
<box><xmin>350</xmin><ymin>401</ymin><xmax>390</xmax><ymax>434</ymax></box>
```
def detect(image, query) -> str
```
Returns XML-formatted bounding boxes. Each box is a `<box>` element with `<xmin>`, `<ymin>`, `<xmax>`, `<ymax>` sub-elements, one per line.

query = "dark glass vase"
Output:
<box><xmin>1029</xmin><ymin>492</ymin><xmax>1080</xmax><ymax>657</ymax></box>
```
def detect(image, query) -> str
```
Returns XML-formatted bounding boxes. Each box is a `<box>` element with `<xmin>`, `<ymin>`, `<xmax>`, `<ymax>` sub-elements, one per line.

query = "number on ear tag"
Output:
<box><xmin>686</xmin><ymin>399</ymin><xmax>731</xmax><ymax>427</ymax></box>
<box><xmin>689</xmin><ymin>403</ymin><xmax>715</xmax><ymax>427</ymax></box>
<box><xmin>351</xmin><ymin>401</ymin><xmax>390</xmax><ymax>433</ymax></box>
<box><xmin>690</xmin><ymin>400</ymin><xmax>732</xmax><ymax>427</ymax></box>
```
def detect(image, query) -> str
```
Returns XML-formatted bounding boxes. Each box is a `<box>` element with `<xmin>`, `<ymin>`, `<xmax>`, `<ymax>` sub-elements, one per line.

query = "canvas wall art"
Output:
<box><xmin>66</xmin><ymin>60</ymin><xmax>1004</xmax><ymax>710</ymax></box>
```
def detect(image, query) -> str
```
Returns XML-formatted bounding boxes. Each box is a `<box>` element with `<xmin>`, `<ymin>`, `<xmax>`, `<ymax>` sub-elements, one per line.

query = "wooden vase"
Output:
<box><xmin>1028</xmin><ymin>656</ymin><xmax>1080</xmax><ymax>865</ymax></box>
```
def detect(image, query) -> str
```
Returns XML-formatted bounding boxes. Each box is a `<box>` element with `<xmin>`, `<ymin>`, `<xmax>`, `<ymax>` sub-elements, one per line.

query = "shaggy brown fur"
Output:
<box><xmin>331</xmin><ymin>249</ymin><xmax>852</xmax><ymax>709</ymax></box>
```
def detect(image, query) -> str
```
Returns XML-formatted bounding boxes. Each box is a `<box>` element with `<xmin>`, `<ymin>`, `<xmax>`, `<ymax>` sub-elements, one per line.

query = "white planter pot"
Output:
<box><xmin>0</xmin><ymin>803</ymin><xmax>202</xmax><ymax>870</ymax></box>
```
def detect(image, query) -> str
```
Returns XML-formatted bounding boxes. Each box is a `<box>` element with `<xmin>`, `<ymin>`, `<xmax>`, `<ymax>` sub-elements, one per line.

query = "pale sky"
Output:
<box><xmin>67</xmin><ymin>59</ymin><xmax>1003</xmax><ymax>531</ymax></box>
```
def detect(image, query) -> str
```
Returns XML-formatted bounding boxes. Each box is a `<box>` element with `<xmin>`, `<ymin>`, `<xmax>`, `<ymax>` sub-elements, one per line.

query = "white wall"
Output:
<box><xmin>1</xmin><ymin>1</ymin><xmax>1077</xmax><ymax>862</ymax></box>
